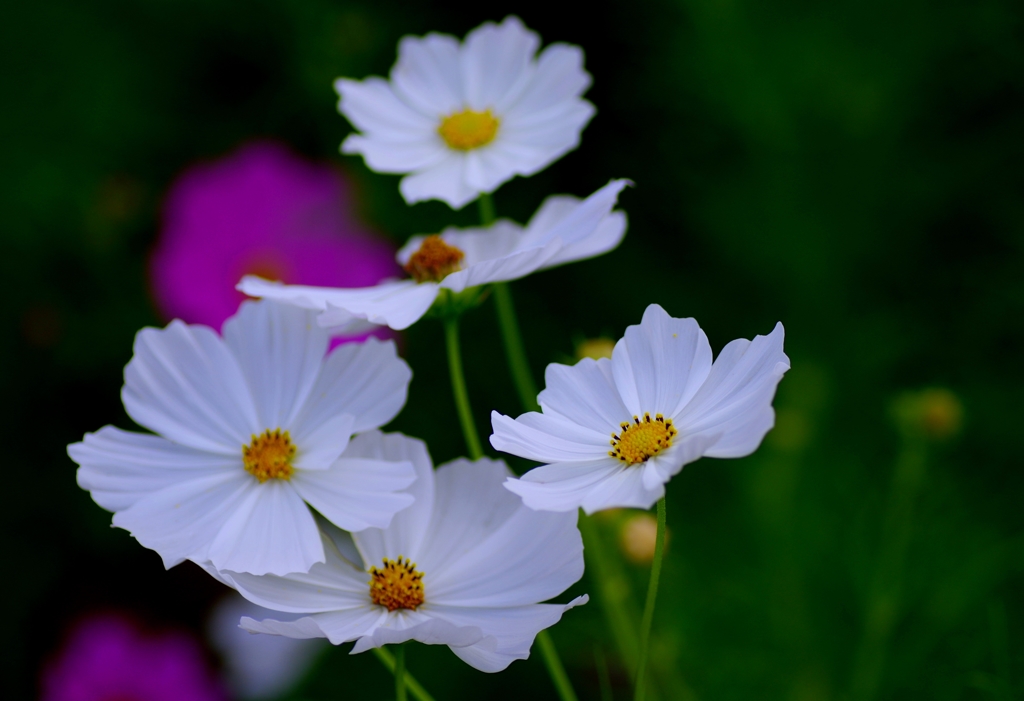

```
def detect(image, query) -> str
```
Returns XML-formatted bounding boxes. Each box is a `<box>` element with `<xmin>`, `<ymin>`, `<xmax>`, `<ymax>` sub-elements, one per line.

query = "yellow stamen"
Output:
<box><xmin>403</xmin><ymin>235</ymin><xmax>465</xmax><ymax>283</ymax></box>
<box><xmin>369</xmin><ymin>557</ymin><xmax>425</xmax><ymax>612</ymax></box>
<box><xmin>242</xmin><ymin>429</ymin><xmax>295</xmax><ymax>482</ymax></box>
<box><xmin>609</xmin><ymin>413</ymin><xmax>677</xmax><ymax>465</ymax></box>
<box><xmin>438</xmin><ymin>109</ymin><xmax>499</xmax><ymax>150</ymax></box>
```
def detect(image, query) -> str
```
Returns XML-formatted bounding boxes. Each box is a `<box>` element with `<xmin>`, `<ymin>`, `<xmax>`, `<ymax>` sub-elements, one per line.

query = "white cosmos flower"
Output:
<box><xmin>68</xmin><ymin>299</ymin><xmax>416</xmax><ymax>576</ymax></box>
<box><xmin>237</xmin><ymin>179</ymin><xmax>628</xmax><ymax>331</ymax></box>
<box><xmin>211</xmin><ymin>430</ymin><xmax>587</xmax><ymax>673</ymax></box>
<box><xmin>491</xmin><ymin>304</ymin><xmax>790</xmax><ymax>513</ymax></box>
<box><xmin>337</xmin><ymin>15</ymin><xmax>595</xmax><ymax>209</ymax></box>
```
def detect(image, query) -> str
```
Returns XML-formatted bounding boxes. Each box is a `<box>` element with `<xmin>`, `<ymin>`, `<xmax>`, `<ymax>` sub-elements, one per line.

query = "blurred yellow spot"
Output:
<box><xmin>892</xmin><ymin>387</ymin><xmax>964</xmax><ymax>440</ymax></box>
<box><xmin>576</xmin><ymin>337</ymin><xmax>616</xmax><ymax>360</ymax></box>
<box><xmin>369</xmin><ymin>557</ymin><xmax>424</xmax><ymax>611</ymax></box>
<box><xmin>619</xmin><ymin>513</ymin><xmax>669</xmax><ymax>564</ymax></box>
<box><xmin>609</xmin><ymin>413</ymin><xmax>677</xmax><ymax>465</ymax></box>
<box><xmin>243</xmin><ymin>429</ymin><xmax>295</xmax><ymax>482</ymax></box>
<box><xmin>439</xmin><ymin>109</ymin><xmax>499</xmax><ymax>150</ymax></box>
<box><xmin>404</xmin><ymin>235</ymin><xmax>465</xmax><ymax>283</ymax></box>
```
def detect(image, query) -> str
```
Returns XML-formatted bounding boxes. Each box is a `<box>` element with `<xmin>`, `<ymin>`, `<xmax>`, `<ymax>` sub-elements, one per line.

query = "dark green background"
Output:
<box><xmin>2</xmin><ymin>0</ymin><xmax>1022</xmax><ymax>699</ymax></box>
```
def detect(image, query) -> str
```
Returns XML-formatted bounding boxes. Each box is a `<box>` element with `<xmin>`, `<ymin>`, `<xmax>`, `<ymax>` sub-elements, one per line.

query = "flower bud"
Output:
<box><xmin>618</xmin><ymin>513</ymin><xmax>668</xmax><ymax>564</ymax></box>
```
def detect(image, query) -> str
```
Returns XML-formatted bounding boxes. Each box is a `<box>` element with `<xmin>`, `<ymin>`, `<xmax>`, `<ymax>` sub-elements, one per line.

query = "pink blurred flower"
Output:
<box><xmin>41</xmin><ymin>614</ymin><xmax>226</xmax><ymax>701</ymax></box>
<box><xmin>150</xmin><ymin>141</ymin><xmax>400</xmax><ymax>335</ymax></box>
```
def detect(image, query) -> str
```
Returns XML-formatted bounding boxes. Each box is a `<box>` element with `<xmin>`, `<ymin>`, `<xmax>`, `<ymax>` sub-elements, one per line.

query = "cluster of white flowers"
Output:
<box><xmin>69</xmin><ymin>15</ymin><xmax>789</xmax><ymax>685</ymax></box>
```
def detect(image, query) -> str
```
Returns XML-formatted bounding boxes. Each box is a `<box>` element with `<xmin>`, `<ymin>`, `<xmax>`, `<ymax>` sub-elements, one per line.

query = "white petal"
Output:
<box><xmin>489</xmin><ymin>410</ymin><xmax>610</xmax><ymax>463</ymax></box>
<box><xmin>414</xmin><ymin>459</ymin><xmax>519</xmax><ymax>574</ymax></box>
<box><xmin>293</xmin><ymin>337</ymin><xmax>411</xmax><ymax>435</ymax></box>
<box><xmin>214</xmin><ymin>535</ymin><xmax>368</xmax><ymax>614</ymax></box>
<box><xmin>678</xmin><ymin>323</ymin><xmax>790</xmax><ymax>457</ymax></box>
<box><xmin>208</xmin><ymin>480</ymin><xmax>324</xmax><ymax>576</ymax></box>
<box><xmin>356</xmin><ymin>614</ymin><xmax>483</xmax><ymax>653</ymax></box>
<box><xmin>611</xmin><ymin>304</ymin><xmax>713</xmax><ymax>419</ymax></box>
<box><xmin>518</xmin><ymin>179</ymin><xmax>629</xmax><ymax>256</ymax></box>
<box><xmin>114</xmin><ymin>471</ymin><xmax>253</xmax><ymax>568</ymax></box>
<box><xmin>391</xmin><ymin>32</ymin><xmax>463</xmax><ymax>116</ymax></box>
<box><xmin>71</xmin><ymin>426</ymin><xmax>238</xmax><ymax>513</ymax></box>
<box><xmin>504</xmin><ymin>458</ymin><xmax>634</xmax><ymax>513</ymax></box>
<box><xmin>222</xmin><ymin>300</ymin><xmax>329</xmax><ymax>430</ymax></box>
<box><xmin>425</xmin><ymin>465</ymin><xmax>583</xmax><ymax>607</ymax></box>
<box><xmin>240</xmin><ymin>615</ymin><xmax>329</xmax><ymax>640</ymax></box>
<box><xmin>399</xmin><ymin>153</ymin><xmax>479</xmax><ymax>209</ymax></box>
<box><xmin>350</xmin><ymin>431</ymin><xmax>435</xmax><ymax>566</ymax></box>
<box><xmin>538</xmin><ymin>357</ymin><xmax>630</xmax><ymax>433</ymax></box>
<box><xmin>496</xmin><ymin>101</ymin><xmax>595</xmax><ymax>175</ymax></box>
<box><xmin>123</xmin><ymin>321</ymin><xmax>259</xmax><ymax>454</ymax></box>
<box><xmin>399</xmin><ymin>221</ymin><xmax>522</xmax><ymax>269</ymax></box>
<box><xmin>237</xmin><ymin>276</ymin><xmax>439</xmax><ymax>332</ymax></box>
<box><xmin>335</xmin><ymin>76</ymin><xmax>436</xmax><ymax>137</ymax></box>
<box><xmin>290</xmin><ymin>414</ymin><xmax>354</xmax><ymax>472</ymax></box>
<box><xmin>441</xmin><ymin>237</ymin><xmax>562</xmax><ymax>291</ymax></box>
<box><xmin>342</xmin><ymin>133</ymin><xmax>450</xmax><ymax>174</ymax></box>
<box><xmin>430</xmin><ymin>599</ymin><xmax>585</xmax><ymax>673</ymax></box>
<box><xmin>546</xmin><ymin>210</ymin><xmax>626</xmax><ymax>268</ymax></box>
<box><xmin>502</xmin><ymin>43</ymin><xmax>592</xmax><ymax>118</ymax></box>
<box><xmin>461</xmin><ymin>16</ymin><xmax>539</xmax><ymax>111</ymax></box>
<box><xmin>292</xmin><ymin>457</ymin><xmax>415</xmax><ymax>532</ymax></box>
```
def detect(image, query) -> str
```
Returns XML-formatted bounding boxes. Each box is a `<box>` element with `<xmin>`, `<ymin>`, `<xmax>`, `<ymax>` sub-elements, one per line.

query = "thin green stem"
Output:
<box><xmin>443</xmin><ymin>313</ymin><xmax>483</xmax><ymax>460</ymax></box>
<box><xmin>478</xmin><ymin>192</ymin><xmax>496</xmax><ymax>225</ymax></box>
<box><xmin>537</xmin><ymin>630</ymin><xmax>579</xmax><ymax>701</ymax></box>
<box><xmin>634</xmin><ymin>498</ymin><xmax>667</xmax><ymax>701</ymax></box>
<box><xmin>371</xmin><ymin>647</ymin><xmax>435</xmax><ymax>701</ymax></box>
<box><xmin>494</xmin><ymin>282</ymin><xmax>540</xmax><ymax>412</ymax></box>
<box><xmin>594</xmin><ymin>646</ymin><xmax>615</xmax><ymax>701</ymax></box>
<box><xmin>394</xmin><ymin>644</ymin><xmax>407</xmax><ymax>701</ymax></box>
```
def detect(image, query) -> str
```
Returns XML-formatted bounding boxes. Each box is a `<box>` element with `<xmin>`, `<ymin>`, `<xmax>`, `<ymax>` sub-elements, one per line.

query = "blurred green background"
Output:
<box><xmin>2</xmin><ymin>0</ymin><xmax>1022</xmax><ymax>699</ymax></box>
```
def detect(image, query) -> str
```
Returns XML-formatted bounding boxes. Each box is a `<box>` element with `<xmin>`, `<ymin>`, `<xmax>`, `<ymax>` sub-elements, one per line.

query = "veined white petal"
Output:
<box><xmin>335</xmin><ymin>77</ymin><xmax>436</xmax><ymax>137</ymax></box>
<box><xmin>677</xmin><ymin>323</ymin><xmax>790</xmax><ymax>457</ymax></box>
<box><xmin>489</xmin><ymin>410</ymin><xmax>610</xmax><ymax>463</ymax></box>
<box><xmin>611</xmin><ymin>304</ymin><xmax>713</xmax><ymax>419</ymax></box>
<box><xmin>222</xmin><ymin>300</ymin><xmax>329</xmax><ymax>430</ymax></box>
<box><xmin>292</xmin><ymin>457</ymin><xmax>415</xmax><ymax>532</ymax></box>
<box><xmin>341</xmin><ymin>133</ymin><xmax>449</xmax><ymax>175</ymax></box>
<box><xmin>351</xmin><ymin>614</ymin><xmax>484</xmax><ymax>653</ymax></box>
<box><xmin>538</xmin><ymin>357</ymin><xmax>631</xmax><ymax>433</ymax></box>
<box><xmin>71</xmin><ymin>426</ymin><xmax>238</xmax><ymax>513</ymax></box>
<box><xmin>237</xmin><ymin>276</ymin><xmax>439</xmax><ymax>332</ymax></box>
<box><xmin>546</xmin><ymin>210</ymin><xmax>626</xmax><ymax>267</ymax></box>
<box><xmin>207</xmin><ymin>480</ymin><xmax>323</xmax><ymax>576</ymax></box>
<box><xmin>461</xmin><ymin>16</ymin><xmax>539</xmax><ymax>112</ymax></box>
<box><xmin>441</xmin><ymin>237</ymin><xmax>562</xmax><ymax>291</ymax></box>
<box><xmin>518</xmin><ymin>179</ymin><xmax>629</xmax><ymax>253</ymax></box>
<box><xmin>289</xmin><ymin>414</ymin><xmax>354</xmax><ymax>472</ymax></box>
<box><xmin>123</xmin><ymin>321</ymin><xmax>259</xmax><ymax>454</ymax></box>
<box><xmin>292</xmin><ymin>337</ymin><xmax>410</xmax><ymax>435</ymax></box>
<box><xmin>114</xmin><ymin>471</ymin><xmax>254</xmax><ymax>568</ymax></box>
<box><xmin>240</xmin><ymin>615</ymin><xmax>330</xmax><ymax>640</ymax></box>
<box><xmin>430</xmin><ymin>599</ymin><xmax>586</xmax><ymax>673</ymax></box>
<box><xmin>504</xmin><ymin>458</ymin><xmax>630</xmax><ymax>513</ymax></box>
<box><xmin>391</xmin><ymin>32</ymin><xmax>464</xmax><ymax>116</ymax></box>
<box><xmin>502</xmin><ymin>42</ymin><xmax>592</xmax><ymax>118</ymax></box>
<box><xmin>213</xmin><ymin>533</ymin><xmax>369</xmax><ymax>614</ymax></box>
<box><xmin>399</xmin><ymin>153</ymin><xmax>479</xmax><ymax>209</ymax></box>
<box><xmin>349</xmin><ymin>432</ymin><xmax>435</xmax><ymax>567</ymax></box>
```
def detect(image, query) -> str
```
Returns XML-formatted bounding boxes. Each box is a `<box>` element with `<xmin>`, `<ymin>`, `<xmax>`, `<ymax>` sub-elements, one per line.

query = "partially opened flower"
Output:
<box><xmin>492</xmin><ymin>304</ymin><xmax>790</xmax><ymax>513</ymax></box>
<box><xmin>212</xmin><ymin>430</ymin><xmax>587</xmax><ymax>673</ymax></box>
<box><xmin>337</xmin><ymin>16</ymin><xmax>596</xmax><ymax>209</ymax></box>
<box><xmin>151</xmin><ymin>141</ymin><xmax>400</xmax><ymax>334</ymax></box>
<box><xmin>239</xmin><ymin>179</ymin><xmax>628</xmax><ymax>330</ymax></box>
<box><xmin>69</xmin><ymin>300</ymin><xmax>415</xmax><ymax>576</ymax></box>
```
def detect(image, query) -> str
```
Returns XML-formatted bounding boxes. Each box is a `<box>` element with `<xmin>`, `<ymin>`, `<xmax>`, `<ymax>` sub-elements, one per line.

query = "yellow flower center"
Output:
<box><xmin>609</xmin><ymin>413</ymin><xmax>678</xmax><ymax>465</ymax></box>
<box><xmin>242</xmin><ymin>429</ymin><xmax>295</xmax><ymax>482</ymax></box>
<box><xmin>438</xmin><ymin>109</ymin><xmax>500</xmax><ymax>150</ymax></box>
<box><xmin>403</xmin><ymin>235</ymin><xmax>465</xmax><ymax>283</ymax></box>
<box><xmin>369</xmin><ymin>557</ymin><xmax>425</xmax><ymax>612</ymax></box>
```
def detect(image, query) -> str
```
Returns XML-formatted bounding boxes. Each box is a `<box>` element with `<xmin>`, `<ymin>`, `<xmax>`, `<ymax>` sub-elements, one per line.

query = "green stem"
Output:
<box><xmin>634</xmin><ymin>498</ymin><xmax>667</xmax><ymax>701</ymax></box>
<box><xmin>537</xmin><ymin>630</ymin><xmax>579</xmax><ymax>701</ymax></box>
<box><xmin>494</xmin><ymin>282</ymin><xmax>540</xmax><ymax>412</ymax></box>
<box><xmin>443</xmin><ymin>313</ymin><xmax>483</xmax><ymax>460</ymax></box>
<box><xmin>478</xmin><ymin>192</ymin><xmax>496</xmax><ymax>226</ymax></box>
<box><xmin>371</xmin><ymin>647</ymin><xmax>435</xmax><ymax>701</ymax></box>
<box><xmin>394</xmin><ymin>644</ymin><xmax>407</xmax><ymax>701</ymax></box>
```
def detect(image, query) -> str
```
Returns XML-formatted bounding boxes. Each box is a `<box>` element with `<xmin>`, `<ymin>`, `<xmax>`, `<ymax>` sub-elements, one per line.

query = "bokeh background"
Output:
<box><xmin>3</xmin><ymin>0</ymin><xmax>1022</xmax><ymax>699</ymax></box>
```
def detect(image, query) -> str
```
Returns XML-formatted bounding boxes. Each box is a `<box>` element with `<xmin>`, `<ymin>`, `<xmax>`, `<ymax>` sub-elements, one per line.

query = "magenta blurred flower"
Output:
<box><xmin>150</xmin><ymin>141</ymin><xmax>400</xmax><ymax>333</ymax></box>
<box><xmin>41</xmin><ymin>614</ymin><xmax>226</xmax><ymax>701</ymax></box>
